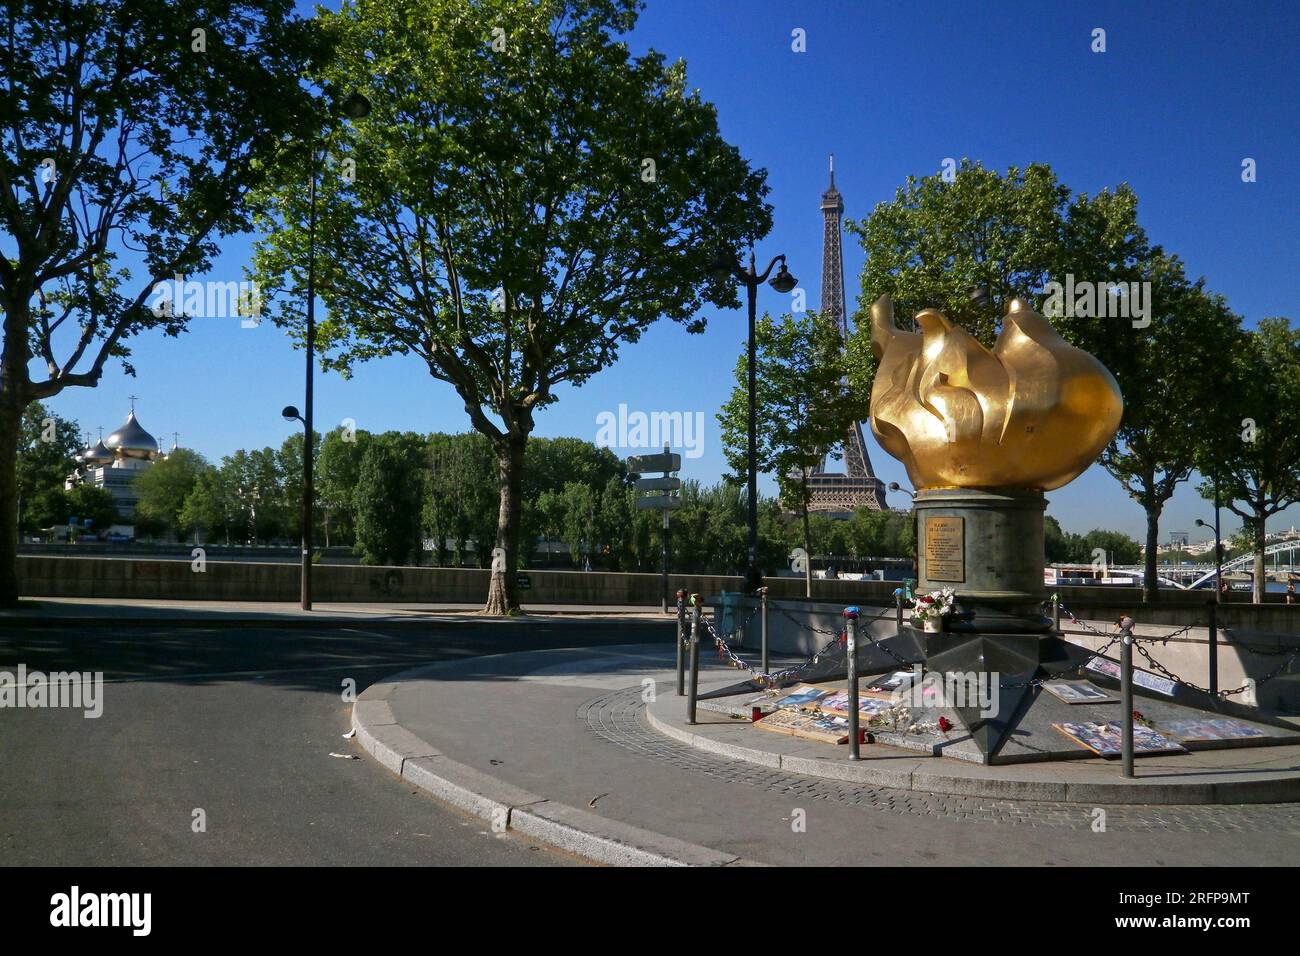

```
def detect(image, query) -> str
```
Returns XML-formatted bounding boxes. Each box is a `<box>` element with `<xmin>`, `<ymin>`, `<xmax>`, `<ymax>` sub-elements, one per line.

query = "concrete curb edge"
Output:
<box><xmin>643</xmin><ymin>699</ymin><xmax>1300</xmax><ymax>806</ymax></box>
<box><xmin>351</xmin><ymin>674</ymin><xmax>760</xmax><ymax>867</ymax></box>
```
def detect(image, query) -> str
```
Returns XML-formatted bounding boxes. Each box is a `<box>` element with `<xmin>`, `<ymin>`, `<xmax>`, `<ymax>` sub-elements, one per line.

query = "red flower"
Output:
<box><xmin>919</xmin><ymin>595</ymin><xmax>934</xmax><ymax>604</ymax></box>
<box><xmin>1132</xmin><ymin>710</ymin><xmax>1144</xmax><ymax>722</ymax></box>
<box><xmin>938</xmin><ymin>716</ymin><xmax>953</xmax><ymax>732</ymax></box>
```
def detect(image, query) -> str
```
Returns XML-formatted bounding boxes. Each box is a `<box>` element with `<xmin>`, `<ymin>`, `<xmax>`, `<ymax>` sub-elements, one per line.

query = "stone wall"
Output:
<box><xmin>15</xmin><ymin>555</ymin><xmax>1300</xmax><ymax>635</ymax></box>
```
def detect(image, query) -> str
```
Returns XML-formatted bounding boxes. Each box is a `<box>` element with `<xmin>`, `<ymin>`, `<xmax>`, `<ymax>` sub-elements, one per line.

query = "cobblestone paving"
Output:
<box><xmin>580</xmin><ymin>686</ymin><xmax>1300</xmax><ymax>833</ymax></box>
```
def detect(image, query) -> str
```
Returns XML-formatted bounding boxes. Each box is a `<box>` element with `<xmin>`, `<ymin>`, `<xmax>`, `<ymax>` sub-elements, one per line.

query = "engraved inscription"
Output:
<box><xmin>925</xmin><ymin>516</ymin><xmax>965</xmax><ymax>583</ymax></box>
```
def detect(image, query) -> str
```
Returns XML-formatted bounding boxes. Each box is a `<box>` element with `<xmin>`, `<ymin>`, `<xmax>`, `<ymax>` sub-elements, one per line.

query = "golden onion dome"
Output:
<box><xmin>83</xmin><ymin>439</ymin><xmax>114</xmax><ymax>466</ymax></box>
<box><xmin>104</xmin><ymin>410</ymin><xmax>159</xmax><ymax>460</ymax></box>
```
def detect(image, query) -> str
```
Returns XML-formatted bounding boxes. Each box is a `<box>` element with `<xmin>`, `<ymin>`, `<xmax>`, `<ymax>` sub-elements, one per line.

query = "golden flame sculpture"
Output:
<box><xmin>869</xmin><ymin>295</ymin><xmax>1123</xmax><ymax>491</ymax></box>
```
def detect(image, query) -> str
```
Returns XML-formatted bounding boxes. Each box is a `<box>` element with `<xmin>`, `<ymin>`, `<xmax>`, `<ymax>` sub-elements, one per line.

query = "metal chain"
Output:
<box><xmin>685</xmin><ymin>598</ymin><xmax>1299</xmax><ymax>701</ymax></box>
<box><xmin>700</xmin><ymin>614</ymin><xmax>843</xmax><ymax>687</ymax></box>
<box><xmin>775</xmin><ymin>605</ymin><xmax>847</xmax><ymax>638</ymax></box>
<box><xmin>678</xmin><ymin>601</ymin><xmax>759</xmax><ymax>650</ymax></box>
<box><xmin>700</xmin><ymin>605</ymin><xmax>903</xmax><ymax>687</ymax></box>
<box><xmin>1057</xmin><ymin>604</ymin><xmax>1116</xmax><ymax>638</ymax></box>
<box><xmin>1132</xmin><ymin>641</ymin><xmax>1300</xmax><ymax>698</ymax></box>
<box><xmin>1002</xmin><ymin>637</ymin><xmax>1119</xmax><ymax>689</ymax></box>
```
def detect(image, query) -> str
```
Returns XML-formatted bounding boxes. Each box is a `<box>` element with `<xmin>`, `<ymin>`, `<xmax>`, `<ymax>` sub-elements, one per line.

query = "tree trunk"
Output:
<box><xmin>1253</xmin><ymin>513</ymin><xmax>1266</xmax><ymax>604</ymax></box>
<box><xmin>483</xmin><ymin>432</ymin><xmax>527</xmax><ymax>615</ymax></box>
<box><xmin>801</xmin><ymin>506</ymin><xmax>812</xmax><ymax>598</ymax></box>
<box><xmin>1143</xmin><ymin>506</ymin><xmax>1160</xmax><ymax>603</ymax></box>
<box><xmin>0</xmin><ymin>388</ymin><xmax>24</xmax><ymax>605</ymax></box>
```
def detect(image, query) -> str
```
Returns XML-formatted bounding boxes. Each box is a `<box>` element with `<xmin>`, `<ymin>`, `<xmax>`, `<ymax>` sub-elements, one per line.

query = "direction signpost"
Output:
<box><xmin>629</xmin><ymin>446</ymin><xmax>682</xmax><ymax>612</ymax></box>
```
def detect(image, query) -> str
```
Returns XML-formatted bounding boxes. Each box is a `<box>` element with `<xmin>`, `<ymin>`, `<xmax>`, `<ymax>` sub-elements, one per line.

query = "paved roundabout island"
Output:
<box><xmin>351</xmin><ymin>642</ymin><xmax>1300</xmax><ymax>867</ymax></box>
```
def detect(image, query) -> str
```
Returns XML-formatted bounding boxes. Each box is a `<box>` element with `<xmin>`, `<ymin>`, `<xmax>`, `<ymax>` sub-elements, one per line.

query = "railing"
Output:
<box><xmin>668</xmin><ymin>592</ymin><xmax>1300</xmax><ymax>773</ymax></box>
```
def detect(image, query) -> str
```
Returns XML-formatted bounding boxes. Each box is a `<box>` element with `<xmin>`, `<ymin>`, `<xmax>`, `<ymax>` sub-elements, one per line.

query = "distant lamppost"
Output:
<box><xmin>289</xmin><ymin>88</ymin><xmax>371</xmax><ymax>611</ymax></box>
<box><xmin>1195</xmin><ymin>509</ymin><xmax>1224</xmax><ymax>601</ymax></box>
<box><xmin>889</xmin><ymin>481</ymin><xmax>919</xmax><ymax>578</ymax></box>
<box><xmin>710</xmin><ymin>250</ymin><xmax>797</xmax><ymax>593</ymax></box>
<box><xmin>887</xmin><ymin>481</ymin><xmax>915</xmax><ymax>502</ymax></box>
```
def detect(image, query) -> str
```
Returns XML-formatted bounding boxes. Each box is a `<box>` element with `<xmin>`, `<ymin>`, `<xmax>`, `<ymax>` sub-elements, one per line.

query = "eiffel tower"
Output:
<box><xmin>805</xmin><ymin>156</ymin><xmax>888</xmax><ymax>515</ymax></box>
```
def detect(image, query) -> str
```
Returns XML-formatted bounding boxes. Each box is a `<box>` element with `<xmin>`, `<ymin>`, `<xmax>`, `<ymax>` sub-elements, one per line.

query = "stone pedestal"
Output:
<box><xmin>915</xmin><ymin>488</ymin><xmax>1051</xmax><ymax>637</ymax></box>
<box><xmin>912</xmin><ymin>489</ymin><xmax>1053</xmax><ymax>759</ymax></box>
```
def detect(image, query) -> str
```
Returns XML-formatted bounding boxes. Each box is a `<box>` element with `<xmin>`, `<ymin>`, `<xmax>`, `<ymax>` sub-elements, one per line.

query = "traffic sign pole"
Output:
<box><xmin>630</xmin><ymin>444</ymin><xmax>681</xmax><ymax>613</ymax></box>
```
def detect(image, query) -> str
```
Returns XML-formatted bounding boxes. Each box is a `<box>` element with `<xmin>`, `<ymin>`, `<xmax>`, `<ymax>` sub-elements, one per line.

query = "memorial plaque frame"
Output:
<box><xmin>924</xmin><ymin>515</ymin><xmax>965</xmax><ymax>583</ymax></box>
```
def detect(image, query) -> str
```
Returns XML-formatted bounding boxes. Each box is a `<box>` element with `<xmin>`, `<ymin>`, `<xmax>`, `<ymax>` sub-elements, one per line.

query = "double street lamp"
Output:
<box><xmin>710</xmin><ymin>250</ymin><xmax>798</xmax><ymax>593</ymax></box>
<box><xmin>284</xmin><ymin>88</ymin><xmax>372</xmax><ymax>611</ymax></box>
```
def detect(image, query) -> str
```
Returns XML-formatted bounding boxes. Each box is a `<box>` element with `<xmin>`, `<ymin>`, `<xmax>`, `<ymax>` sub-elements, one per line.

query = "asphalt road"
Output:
<box><xmin>0</xmin><ymin>619</ymin><xmax>674</xmax><ymax>866</ymax></box>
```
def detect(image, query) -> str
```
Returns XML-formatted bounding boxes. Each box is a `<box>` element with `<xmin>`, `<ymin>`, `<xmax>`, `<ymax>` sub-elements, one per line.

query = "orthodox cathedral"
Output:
<box><xmin>66</xmin><ymin>402</ymin><xmax>172</xmax><ymax>538</ymax></box>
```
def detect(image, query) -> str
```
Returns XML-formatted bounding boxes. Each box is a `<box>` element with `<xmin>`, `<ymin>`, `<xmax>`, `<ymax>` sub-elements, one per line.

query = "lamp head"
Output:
<box><xmin>338</xmin><ymin>92</ymin><xmax>372</xmax><ymax>119</ymax></box>
<box><xmin>282</xmin><ymin>405</ymin><xmax>302</xmax><ymax>422</ymax></box>
<box><xmin>768</xmin><ymin>260</ymin><xmax>797</xmax><ymax>294</ymax></box>
<box><xmin>1195</xmin><ymin>519</ymin><xmax>1207</xmax><ymax>528</ymax></box>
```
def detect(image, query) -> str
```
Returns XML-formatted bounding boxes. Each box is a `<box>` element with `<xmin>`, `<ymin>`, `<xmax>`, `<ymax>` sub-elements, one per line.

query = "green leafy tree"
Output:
<box><xmin>354</xmin><ymin>432</ymin><xmax>426</xmax><ymax>566</ymax></box>
<box><xmin>559</xmin><ymin>482</ymin><xmax>599</xmax><ymax>568</ymax></box>
<box><xmin>427</xmin><ymin>433</ymin><xmax>497</xmax><ymax>566</ymax></box>
<box><xmin>846</xmin><ymin>507</ymin><xmax>915</xmax><ymax>560</ymax></box>
<box><xmin>16</xmin><ymin>402</ymin><xmax>81</xmax><ymax>532</ymax></box>
<box><xmin>849</xmin><ymin>160</ymin><xmax>1239</xmax><ymax>601</ymax></box>
<box><xmin>719</xmin><ymin>311</ymin><xmax>871</xmax><ymax>595</ymax></box>
<box><xmin>179</xmin><ymin>468</ymin><xmax>238</xmax><ymax>545</ymax></box>
<box><xmin>1082</xmin><ymin>529</ymin><xmax>1142</xmax><ymax>567</ymax></box>
<box><xmin>597</xmin><ymin>476</ymin><xmax>635</xmax><ymax>570</ymax></box>
<box><xmin>317</xmin><ymin>427</ymin><xmax>370</xmax><ymax>548</ymax></box>
<box><xmin>1057</xmin><ymin>261</ymin><xmax>1241</xmax><ymax>600</ymax></box>
<box><xmin>66</xmin><ymin>484</ymin><xmax>116</xmax><ymax>537</ymax></box>
<box><xmin>1044</xmin><ymin>515</ymin><xmax>1082</xmax><ymax>563</ymax></box>
<box><xmin>219</xmin><ymin>448</ymin><xmax>288</xmax><ymax>545</ymax></box>
<box><xmin>1051</xmin><ymin>188</ymin><xmax>1241</xmax><ymax>601</ymax></box>
<box><xmin>274</xmin><ymin>431</ymin><xmax>324</xmax><ymax>545</ymax></box>
<box><xmin>131</xmin><ymin>449</ymin><xmax>210</xmax><ymax>539</ymax></box>
<box><xmin>847</xmin><ymin>160</ymin><xmax>1069</xmax><ymax>351</ymax></box>
<box><xmin>1196</xmin><ymin>319</ymin><xmax>1300</xmax><ymax>601</ymax></box>
<box><xmin>249</xmin><ymin>0</ymin><xmax>771</xmax><ymax>613</ymax></box>
<box><xmin>0</xmin><ymin>0</ymin><xmax>320</xmax><ymax>602</ymax></box>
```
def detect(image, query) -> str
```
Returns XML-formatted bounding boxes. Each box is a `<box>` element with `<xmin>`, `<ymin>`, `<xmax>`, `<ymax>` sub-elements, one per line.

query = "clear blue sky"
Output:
<box><xmin>44</xmin><ymin>0</ymin><xmax>1300</xmax><ymax>543</ymax></box>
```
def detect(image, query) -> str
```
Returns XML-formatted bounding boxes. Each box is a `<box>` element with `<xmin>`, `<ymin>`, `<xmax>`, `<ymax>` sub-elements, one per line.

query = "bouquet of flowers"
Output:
<box><xmin>910</xmin><ymin>587</ymin><xmax>956</xmax><ymax>626</ymax></box>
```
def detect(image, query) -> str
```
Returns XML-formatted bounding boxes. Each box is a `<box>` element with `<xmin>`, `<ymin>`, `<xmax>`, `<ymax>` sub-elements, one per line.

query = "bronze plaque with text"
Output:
<box><xmin>924</xmin><ymin>516</ymin><xmax>965</xmax><ymax>583</ymax></box>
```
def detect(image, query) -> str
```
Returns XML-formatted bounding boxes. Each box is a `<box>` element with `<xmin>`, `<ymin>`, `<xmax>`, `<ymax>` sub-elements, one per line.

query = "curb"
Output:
<box><xmin>644</xmin><ymin>705</ymin><xmax>1300</xmax><ymax>805</ymax></box>
<box><xmin>351</xmin><ymin>675</ymin><xmax>759</xmax><ymax>867</ymax></box>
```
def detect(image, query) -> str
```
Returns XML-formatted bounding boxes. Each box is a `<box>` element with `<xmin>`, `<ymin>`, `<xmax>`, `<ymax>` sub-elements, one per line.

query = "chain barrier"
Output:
<box><xmin>1002</xmin><ymin>637</ymin><xmax>1120</xmax><ymax>689</ymax></box>
<box><xmin>1132</xmin><ymin>641</ymin><xmax>1300</xmax><ymax>698</ymax></box>
<box><xmin>699</xmin><ymin>603</ymin><xmax>904</xmax><ymax>687</ymax></box>
<box><xmin>690</xmin><ymin>598</ymin><xmax>1300</xmax><ymax>700</ymax></box>
<box><xmin>681</xmin><ymin>600</ymin><xmax>758</xmax><ymax>650</ymax></box>
<box><xmin>774</xmin><ymin>605</ymin><xmax>846</xmax><ymax>638</ymax></box>
<box><xmin>700</xmin><ymin>615</ymin><xmax>841</xmax><ymax>687</ymax></box>
<box><xmin>1056</xmin><ymin>604</ymin><xmax>1117</xmax><ymax>638</ymax></box>
<box><xmin>1056</xmin><ymin>604</ymin><xmax>1300</xmax><ymax>697</ymax></box>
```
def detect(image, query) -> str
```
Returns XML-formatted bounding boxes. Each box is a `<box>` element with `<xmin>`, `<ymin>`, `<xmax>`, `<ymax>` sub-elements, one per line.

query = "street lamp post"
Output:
<box><xmin>711</xmin><ymin>250</ymin><xmax>797</xmax><ymax>593</ymax></box>
<box><xmin>889</xmin><ymin>481</ymin><xmax>919</xmax><ymax>580</ymax></box>
<box><xmin>1196</xmin><ymin>488</ymin><xmax>1225</xmax><ymax>695</ymax></box>
<box><xmin>288</xmin><ymin>89</ymin><xmax>371</xmax><ymax>612</ymax></box>
<box><xmin>1195</xmin><ymin>494</ymin><xmax>1224</xmax><ymax>602</ymax></box>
